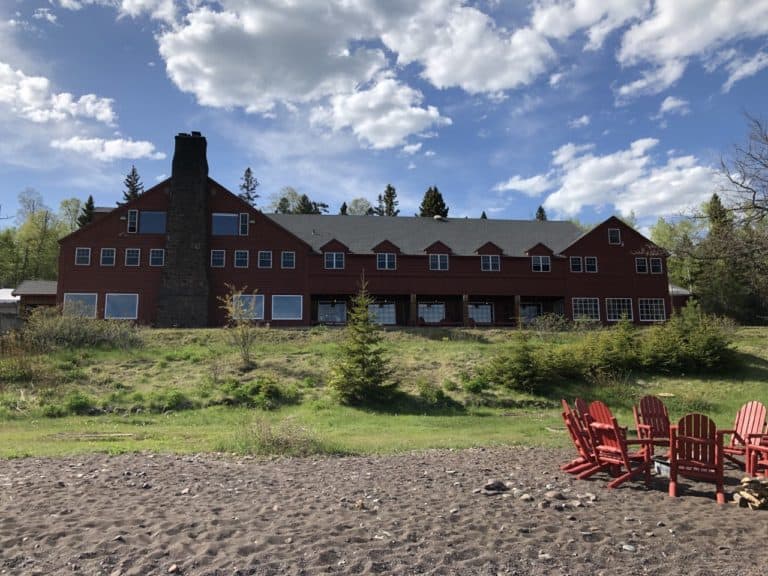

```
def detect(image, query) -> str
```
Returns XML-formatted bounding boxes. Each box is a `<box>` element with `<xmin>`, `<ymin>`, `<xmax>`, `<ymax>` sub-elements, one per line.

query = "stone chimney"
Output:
<box><xmin>155</xmin><ymin>132</ymin><xmax>210</xmax><ymax>327</ymax></box>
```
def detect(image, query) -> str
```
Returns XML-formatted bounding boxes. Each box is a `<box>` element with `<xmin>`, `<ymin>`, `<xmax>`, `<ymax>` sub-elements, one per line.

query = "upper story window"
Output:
<box><xmin>210</xmin><ymin>249</ymin><xmax>225</xmax><ymax>268</ymax></box>
<box><xmin>635</xmin><ymin>257</ymin><xmax>648</xmax><ymax>273</ymax></box>
<box><xmin>377</xmin><ymin>252</ymin><xmax>397</xmax><ymax>270</ymax></box>
<box><xmin>149</xmin><ymin>249</ymin><xmax>165</xmax><ymax>267</ymax></box>
<box><xmin>239</xmin><ymin>213</ymin><xmax>249</xmax><ymax>236</ymax></box>
<box><xmin>324</xmin><ymin>252</ymin><xmax>345</xmax><ymax>269</ymax></box>
<box><xmin>75</xmin><ymin>247</ymin><xmax>91</xmax><ymax>266</ymax></box>
<box><xmin>608</xmin><ymin>228</ymin><xmax>621</xmax><ymax>245</ymax></box>
<box><xmin>139</xmin><ymin>211</ymin><xmax>166</xmax><ymax>234</ymax></box>
<box><xmin>481</xmin><ymin>255</ymin><xmax>500</xmax><ymax>272</ymax></box>
<box><xmin>650</xmin><ymin>257</ymin><xmax>663</xmax><ymax>274</ymax></box>
<box><xmin>100</xmin><ymin>248</ymin><xmax>116</xmax><ymax>267</ymax></box>
<box><xmin>569</xmin><ymin>256</ymin><xmax>582</xmax><ymax>273</ymax></box>
<box><xmin>531</xmin><ymin>255</ymin><xmax>551</xmax><ymax>272</ymax></box>
<box><xmin>429</xmin><ymin>253</ymin><xmax>449</xmax><ymax>271</ymax></box>
<box><xmin>281</xmin><ymin>251</ymin><xmax>296</xmax><ymax>269</ymax></box>
<box><xmin>125</xmin><ymin>248</ymin><xmax>140</xmax><ymax>267</ymax></box>
<box><xmin>585</xmin><ymin>256</ymin><xmax>598</xmax><ymax>273</ymax></box>
<box><xmin>258</xmin><ymin>250</ymin><xmax>272</xmax><ymax>269</ymax></box>
<box><xmin>212</xmin><ymin>213</ymin><xmax>239</xmax><ymax>236</ymax></box>
<box><xmin>234</xmin><ymin>250</ymin><xmax>249</xmax><ymax>268</ymax></box>
<box><xmin>127</xmin><ymin>209</ymin><xmax>138</xmax><ymax>233</ymax></box>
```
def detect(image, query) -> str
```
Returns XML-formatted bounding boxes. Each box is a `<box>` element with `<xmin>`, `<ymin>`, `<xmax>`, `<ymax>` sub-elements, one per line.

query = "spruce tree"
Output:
<box><xmin>122</xmin><ymin>165</ymin><xmax>144</xmax><ymax>203</ymax></box>
<box><xmin>480</xmin><ymin>211</ymin><xmax>487</xmax><ymax>219</ymax></box>
<box><xmin>374</xmin><ymin>184</ymin><xmax>400</xmax><ymax>216</ymax></box>
<box><xmin>419</xmin><ymin>186</ymin><xmax>449</xmax><ymax>217</ymax></box>
<box><xmin>238</xmin><ymin>167</ymin><xmax>260</xmax><ymax>206</ymax></box>
<box><xmin>339</xmin><ymin>202</ymin><xmax>348</xmax><ymax>215</ymax></box>
<box><xmin>536</xmin><ymin>205</ymin><xmax>547</xmax><ymax>221</ymax></box>
<box><xmin>77</xmin><ymin>195</ymin><xmax>95</xmax><ymax>228</ymax></box>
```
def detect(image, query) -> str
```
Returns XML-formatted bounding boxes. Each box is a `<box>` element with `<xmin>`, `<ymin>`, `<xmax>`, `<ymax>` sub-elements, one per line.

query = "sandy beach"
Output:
<box><xmin>1</xmin><ymin>447</ymin><xmax>766</xmax><ymax>575</ymax></box>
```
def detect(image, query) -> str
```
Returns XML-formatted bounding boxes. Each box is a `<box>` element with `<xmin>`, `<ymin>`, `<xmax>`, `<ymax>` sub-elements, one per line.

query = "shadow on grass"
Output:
<box><xmin>353</xmin><ymin>389</ymin><xmax>468</xmax><ymax>416</ymax></box>
<box><xmin>395</xmin><ymin>327</ymin><xmax>491</xmax><ymax>344</ymax></box>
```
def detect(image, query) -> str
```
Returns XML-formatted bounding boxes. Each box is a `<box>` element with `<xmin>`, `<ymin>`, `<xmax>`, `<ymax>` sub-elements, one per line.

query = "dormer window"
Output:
<box><xmin>608</xmin><ymin>228</ymin><xmax>621</xmax><ymax>245</ymax></box>
<box><xmin>324</xmin><ymin>252</ymin><xmax>345</xmax><ymax>269</ymax></box>
<box><xmin>429</xmin><ymin>253</ymin><xmax>449</xmax><ymax>271</ymax></box>
<box><xmin>480</xmin><ymin>255</ymin><xmax>500</xmax><ymax>272</ymax></box>
<box><xmin>531</xmin><ymin>255</ymin><xmax>550</xmax><ymax>272</ymax></box>
<box><xmin>377</xmin><ymin>253</ymin><xmax>396</xmax><ymax>270</ymax></box>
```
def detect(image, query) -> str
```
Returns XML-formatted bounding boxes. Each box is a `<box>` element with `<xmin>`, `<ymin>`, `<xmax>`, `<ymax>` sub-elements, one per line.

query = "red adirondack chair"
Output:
<box><xmin>561</xmin><ymin>399</ymin><xmax>599</xmax><ymax>475</ymax></box>
<box><xmin>634</xmin><ymin>395</ymin><xmax>671</xmax><ymax>456</ymax></box>
<box><xmin>669</xmin><ymin>413</ymin><xmax>725</xmax><ymax>504</ymax></box>
<box><xmin>578</xmin><ymin>400</ymin><xmax>653</xmax><ymax>488</ymax></box>
<box><xmin>721</xmin><ymin>401</ymin><xmax>767</xmax><ymax>469</ymax></box>
<box><xmin>747</xmin><ymin>440</ymin><xmax>768</xmax><ymax>477</ymax></box>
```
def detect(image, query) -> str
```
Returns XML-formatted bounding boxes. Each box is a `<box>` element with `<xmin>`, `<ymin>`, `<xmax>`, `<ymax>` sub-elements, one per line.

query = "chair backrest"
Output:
<box><xmin>588</xmin><ymin>400</ymin><xmax>614</xmax><ymax>425</ymax></box>
<box><xmin>674</xmin><ymin>413</ymin><xmax>719</xmax><ymax>464</ymax></box>
<box><xmin>634</xmin><ymin>395</ymin><xmax>670</xmax><ymax>439</ymax></box>
<box><xmin>730</xmin><ymin>401</ymin><xmax>767</xmax><ymax>447</ymax></box>
<box><xmin>562</xmin><ymin>402</ymin><xmax>594</xmax><ymax>461</ymax></box>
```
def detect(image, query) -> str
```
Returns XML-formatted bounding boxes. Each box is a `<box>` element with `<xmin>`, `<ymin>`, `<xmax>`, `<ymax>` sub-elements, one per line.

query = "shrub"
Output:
<box><xmin>0</xmin><ymin>332</ymin><xmax>35</xmax><ymax>384</ymax></box>
<box><xmin>221</xmin><ymin>377</ymin><xmax>300</xmax><ymax>410</ymax></box>
<box><xmin>65</xmin><ymin>391</ymin><xmax>96</xmax><ymax>415</ymax></box>
<box><xmin>476</xmin><ymin>333</ymin><xmax>550</xmax><ymax>393</ymax></box>
<box><xmin>21</xmin><ymin>307</ymin><xmax>142</xmax><ymax>351</ymax></box>
<box><xmin>148</xmin><ymin>388</ymin><xmax>194</xmax><ymax>412</ymax></box>
<box><xmin>218</xmin><ymin>284</ymin><xmax>260</xmax><ymax>369</ymax></box>
<box><xmin>530</xmin><ymin>313</ymin><xmax>572</xmax><ymax>333</ymax></box>
<box><xmin>416</xmin><ymin>379</ymin><xmax>451</xmax><ymax>406</ymax></box>
<box><xmin>219</xmin><ymin>416</ymin><xmax>336</xmax><ymax>457</ymax></box>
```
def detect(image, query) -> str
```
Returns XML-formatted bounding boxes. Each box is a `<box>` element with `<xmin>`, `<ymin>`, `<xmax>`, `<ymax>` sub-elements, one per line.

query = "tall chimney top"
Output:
<box><xmin>172</xmin><ymin>131</ymin><xmax>208</xmax><ymax>178</ymax></box>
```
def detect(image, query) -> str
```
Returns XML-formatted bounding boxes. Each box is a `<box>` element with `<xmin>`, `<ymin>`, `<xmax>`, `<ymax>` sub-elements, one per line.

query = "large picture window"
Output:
<box><xmin>480</xmin><ymin>255</ymin><xmax>500</xmax><ymax>272</ymax></box>
<box><xmin>232</xmin><ymin>294</ymin><xmax>264</xmax><ymax>320</ymax></box>
<box><xmin>105</xmin><ymin>294</ymin><xmax>139</xmax><ymax>320</ymax></box>
<box><xmin>639</xmin><ymin>298</ymin><xmax>666</xmax><ymax>322</ymax></box>
<box><xmin>429</xmin><ymin>253</ymin><xmax>449</xmax><ymax>271</ymax></box>
<box><xmin>572</xmin><ymin>297</ymin><xmax>600</xmax><ymax>321</ymax></box>
<box><xmin>272</xmin><ymin>295</ymin><xmax>303</xmax><ymax>320</ymax></box>
<box><xmin>212</xmin><ymin>213</ymin><xmax>239</xmax><ymax>236</ymax></box>
<box><xmin>139</xmin><ymin>211</ymin><xmax>166</xmax><ymax>234</ymax></box>
<box><xmin>468</xmin><ymin>303</ymin><xmax>493</xmax><ymax>324</ymax></box>
<box><xmin>318</xmin><ymin>301</ymin><xmax>347</xmax><ymax>324</ymax></box>
<box><xmin>418</xmin><ymin>302</ymin><xmax>445</xmax><ymax>323</ymax></box>
<box><xmin>63</xmin><ymin>293</ymin><xmax>97</xmax><ymax>317</ymax></box>
<box><xmin>606</xmin><ymin>298</ymin><xmax>633</xmax><ymax>321</ymax></box>
<box><xmin>368</xmin><ymin>302</ymin><xmax>396</xmax><ymax>325</ymax></box>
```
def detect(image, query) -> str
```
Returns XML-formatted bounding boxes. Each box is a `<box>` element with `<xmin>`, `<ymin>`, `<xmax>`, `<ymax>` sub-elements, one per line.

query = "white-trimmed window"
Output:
<box><xmin>377</xmin><ymin>252</ymin><xmax>397</xmax><ymax>270</ymax></box>
<box><xmin>272</xmin><ymin>295</ymin><xmax>303</xmax><ymax>320</ymax></box>
<box><xmin>369</xmin><ymin>302</ymin><xmax>396</xmax><ymax>325</ymax></box>
<box><xmin>127</xmin><ymin>209</ymin><xmax>138</xmax><ymax>233</ymax></box>
<box><xmin>63</xmin><ymin>293</ymin><xmax>97</xmax><ymax>317</ymax></box>
<box><xmin>324</xmin><ymin>252</ymin><xmax>345</xmax><ymax>269</ymax></box>
<box><xmin>281</xmin><ymin>251</ymin><xmax>296</xmax><ymax>269</ymax></box>
<box><xmin>210</xmin><ymin>249</ymin><xmax>225</xmax><ymax>268</ymax></box>
<box><xmin>429</xmin><ymin>253</ymin><xmax>449</xmax><ymax>271</ymax></box>
<box><xmin>212</xmin><ymin>213</ymin><xmax>238</xmax><ymax>236</ymax></box>
<box><xmin>606</xmin><ymin>298</ymin><xmax>633</xmax><ymax>322</ymax></box>
<box><xmin>532</xmin><ymin>255</ymin><xmax>551</xmax><ymax>272</ymax></box>
<box><xmin>125</xmin><ymin>248</ymin><xmax>140</xmax><ymax>267</ymax></box>
<box><xmin>239</xmin><ymin>213</ymin><xmax>249</xmax><ymax>236</ymax></box>
<box><xmin>569</xmin><ymin>256</ymin><xmax>582</xmax><ymax>273</ymax></box>
<box><xmin>650</xmin><ymin>257</ymin><xmax>663</xmax><ymax>274</ymax></box>
<box><xmin>258</xmin><ymin>250</ymin><xmax>272</xmax><ymax>269</ymax></box>
<box><xmin>639</xmin><ymin>298</ymin><xmax>666</xmax><ymax>322</ymax></box>
<box><xmin>100</xmin><ymin>248</ymin><xmax>116</xmax><ymax>267</ymax></box>
<box><xmin>585</xmin><ymin>256</ymin><xmax>598</xmax><ymax>273</ymax></box>
<box><xmin>481</xmin><ymin>255</ymin><xmax>500</xmax><ymax>272</ymax></box>
<box><xmin>468</xmin><ymin>303</ymin><xmax>493</xmax><ymax>324</ymax></box>
<box><xmin>572</xmin><ymin>297</ymin><xmax>600</xmax><ymax>321</ymax></box>
<box><xmin>635</xmin><ymin>257</ymin><xmax>648</xmax><ymax>273</ymax></box>
<box><xmin>232</xmin><ymin>294</ymin><xmax>264</xmax><ymax>320</ymax></box>
<box><xmin>234</xmin><ymin>250</ymin><xmax>249</xmax><ymax>269</ymax></box>
<box><xmin>75</xmin><ymin>247</ymin><xmax>91</xmax><ymax>266</ymax></box>
<box><xmin>608</xmin><ymin>228</ymin><xmax>621</xmax><ymax>245</ymax></box>
<box><xmin>105</xmin><ymin>293</ymin><xmax>139</xmax><ymax>320</ymax></box>
<box><xmin>318</xmin><ymin>301</ymin><xmax>347</xmax><ymax>324</ymax></box>
<box><xmin>418</xmin><ymin>302</ymin><xmax>446</xmax><ymax>323</ymax></box>
<box><xmin>149</xmin><ymin>249</ymin><xmax>165</xmax><ymax>267</ymax></box>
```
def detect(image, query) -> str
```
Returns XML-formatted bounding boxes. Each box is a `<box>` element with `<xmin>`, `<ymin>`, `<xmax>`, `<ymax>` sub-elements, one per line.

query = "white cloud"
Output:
<box><xmin>722</xmin><ymin>51</ymin><xmax>768</xmax><ymax>92</ymax></box>
<box><xmin>33</xmin><ymin>9</ymin><xmax>57</xmax><ymax>24</ymax></box>
<box><xmin>310</xmin><ymin>75</ymin><xmax>451</xmax><ymax>149</ymax></box>
<box><xmin>568</xmin><ymin>114</ymin><xmax>590</xmax><ymax>128</ymax></box>
<box><xmin>56</xmin><ymin>0</ymin><xmax>175</xmax><ymax>22</ymax></box>
<box><xmin>402</xmin><ymin>142</ymin><xmax>422</xmax><ymax>155</ymax></box>
<box><xmin>658</xmin><ymin>96</ymin><xmax>689</xmax><ymax>116</ymax></box>
<box><xmin>50</xmin><ymin>136</ymin><xmax>166</xmax><ymax>161</ymax></box>
<box><xmin>424</xmin><ymin>150</ymin><xmax>436</xmax><ymax>157</ymax></box>
<box><xmin>492</xmin><ymin>174</ymin><xmax>555</xmax><ymax>196</ymax></box>
<box><xmin>549</xmin><ymin>72</ymin><xmax>564</xmax><ymax>86</ymax></box>
<box><xmin>616</xmin><ymin>59</ymin><xmax>686</xmax><ymax>100</ymax></box>
<box><xmin>552</xmin><ymin>142</ymin><xmax>594</xmax><ymax>166</ymax></box>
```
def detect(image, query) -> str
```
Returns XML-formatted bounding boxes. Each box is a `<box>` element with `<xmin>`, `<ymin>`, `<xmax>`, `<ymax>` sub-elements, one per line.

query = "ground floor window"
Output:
<box><xmin>605</xmin><ymin>298</ymin><xmax>633</xmax><ymax>321</ymax></box>
<box><xmin>272</xmin><ymin>295</ymin><xmax>303</xmax><ymax>320</ymax></box>
<box><xmin>418</xmin><ymin>302</ymin><xmax>445</xmax><ymax>323</ymax></box>
<box><xmin>639</xmin><ymin>298</ymin><xmax>666</xmax><ymax>322</ymax></box>
<box><xmin>368</xmin><ymin>302</ymin><xmax>396</xmax><ymax>325</ymax></box>
<box><xmin>520</xmin><ymin>303</ymin><xmax>543</xmax><ymax>324</ymax></box>
<box><xmin>318</xmin><ymin>301</ymin><xmax>347</xmax><ymax>324</ymax></box>
<box><xmin>63</xmin><ymin>293</ymin><xmax>97</xmax><ymax>317</ymax></box>
<box><xmin>572</xmin><ymin>297</ymin><xmax>600</xmax><ymax>321</ymax></box>
<box><xmin>105</xmin><ymin>293</ymin><xmax>139</xmax><ymax>320</ymax></box>
<box><xmin>468</xmin><ymin>303</ymin><xmax>493</xmax><ymax>324</ymax></box>
<box><xmin>232</xmin><ymin>294</ymin><xmax>264</xmax><ymax>320</ymax></box>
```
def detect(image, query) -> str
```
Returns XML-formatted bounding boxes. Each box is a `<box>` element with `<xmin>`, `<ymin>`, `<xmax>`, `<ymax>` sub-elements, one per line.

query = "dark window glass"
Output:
<box><xmin>139</xmin><ymin>211</ymin><xmax>166</xmax><ymax>234</ymax></box>
<box><xmin>212</xmin><ymin>213</ymin><xmax>238</xmax><ymax>236</ymax></box>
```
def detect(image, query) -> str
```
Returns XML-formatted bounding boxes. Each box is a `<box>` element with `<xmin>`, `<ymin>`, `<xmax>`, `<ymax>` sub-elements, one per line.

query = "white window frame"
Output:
<box><xmin>127</xmin><ymin>209</ymin><xmax>138</xmax><ymax>234</ymax></box>
<box><xmin>258</xmin><ymin>250</ymin><xmax>272</xmax><ymax>269</ymax></box>
<box><xmin>429</xmin><ymin>253</ymin><xmax>449</xmax><ymax>271</ymax></box>
<box><xmin>104</xmin><ymin>293</ymin><xmax>139</xmax><ymax>320</ymax></box>
<box><xmin>635</xmin><ymin>257</ymin><xmax>648</xmax><ymax>274</ymax></box>
<box><xmin>569</xmin><ymin>256</ymin><xmax>582</xmax><ymax>273</ymax></box>
<box><xmin>124</xmin><ymin>248</ymin><xmax>140</xmax><ymax>267</ymax></box>
<box><xmin>377</xmin><ymin>252</ymin><xmax>397</xmax><ymax>270</ymax></box>
<box><xmin>650</xmin><ymin>257</ymin><xmax>663</xmax><ymax>274</ymax></box>
<box><xmin>608</xmin><ymin>228</ymin><xmax>621</xmax><ymax>245</ymax></box>
<box><xmin>234</xmin><ymin>250</ymin><xmax>249</xmax><ymax>269</ymax></box>
<box><xmin>324</xmin><ymin>252</ymin><xmax>345</xmax><ymax>270</ymax></box>
<box><xmin>63</xmin><ymin>293</ymin><xmax>97</xmax><ymax>318</ymax></box>
<box><xmin>210</xmin><ymin>249</ymin><xmax>225</xmax><ymax>268</ymax></box>
<box><xmin>281</xmin><ymin>251</ymin><xmax>296</xmax><ymax>269</ymax></box>
<box><xmin>532</xmin><ymin>255</ymin><xmax>551</xmax><ymax>272</ymax></box>
<box><xmin>100</xmin><ymin>248</ymin><xmax>116</xmax><ymax>267</ymax></box>
<box><xmin>480</xmin><ymin>254</ymin><xmax>500</xmax><ymax>272</ymax></box>
<box><xmin>239</xmin><ymin>213</ymin><xmax>249</xmax><ymax>236</ymax></box>
<box><xmin>639</xmin><ymin>298</ymin><xmax>666</xmax><ymax>322</ymax></box>
<box><xmin>232</xmin><ymin>294</ymin><xmax>264</xmax><ymax>320</ymax></box>
<box><xmin>572</xmin><ymin>297</ymin><xmax>600</xmax><ymax>321</ymax></box>
<box><xmin>271</xmin><ymin>295</ymin><xmax>303</xmax><ymax>320</ymax></box>
<box><xmin>585</xmin><ymin>256</ymin><xmax>598</xmax><ymax>273</ymax></box>
<box><xmin>149</xmin><ymin>248</ymin><xmax>165</xmax><ymax>267</ymax></box>
<box><xmin>605</xmin><ymin>298</ymin><xmax>633</xmax><ymax>322</ymax></box>
<box><xmin>75</xmin><ymin>247</ymin><xmax>91</xmax><ymax>266</ymax></box>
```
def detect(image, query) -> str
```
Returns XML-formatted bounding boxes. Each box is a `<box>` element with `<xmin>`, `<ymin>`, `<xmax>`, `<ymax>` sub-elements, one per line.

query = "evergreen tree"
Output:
<box><xmin>419</xmin><ymin>186</ymin><xmax>449</xmax><ymax>217</ymax></box>
<box><xmin>535</xmin><ymin>205</ymin><xmax>547</xmax><ymax>221</ymax></box>
<box><xmin>374</xmin><ymin>184</ymin><xmax>399</xmax><ymax>216</ymax></box>
<box><xmin>77</xmin><ymin>195</ymin><xmax>95</xmax><ymax>228</ymax></box>
<box><xmin>480</xmin><ymin>211</ymin><xmax>487</xmax><ymax>219</ymax></box>
<box><xmin>275</xmin><ymin>197</ymin><xmax>291</xmax><ymax>214</ymax></box>
<box><xmin>122</xmin><ymin>165</ymin><xmax>144</xmax><ymax>203</ymax></box>
<box><xmin>339</xmin><ymin>202</ymin><xmax>348</xmax><ymax>215</ymax></box>
<box><xmin>238</xmin><ymin>167</ymin><xmax>260</xmax><ymax>206</ymax></box>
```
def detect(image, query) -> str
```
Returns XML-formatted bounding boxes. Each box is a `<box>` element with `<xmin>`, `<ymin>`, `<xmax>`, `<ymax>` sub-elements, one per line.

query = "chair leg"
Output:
<box><xmin>668</xmin><ymin>467</ymin><xmax>677</xmax><ymax>498</ymax></box>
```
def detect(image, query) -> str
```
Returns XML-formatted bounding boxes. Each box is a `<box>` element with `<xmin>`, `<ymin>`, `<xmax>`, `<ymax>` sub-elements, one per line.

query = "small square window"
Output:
<box><xmin>75</xmin><ymin>247</ymin><xmax>91</xmax><ymax>266</ymax></box>
<box><xmin>127</xmin><ymin>209</ymin><xmax>138</xmax><ymax>233</ymax></box>
<box><xmin>324</xmin><ymin>252</ymin><xmax>345</xmax><ymax>269</ymax></box>
<box><xmin>258</xmin><ymin>250</ymin><xmax>272</xmax><ymax>269</ymax></box>
<box><xmin>532</xmin><ymin>255</ymin><xmax>551</xmax><ymax>272</ymax></box>
<box><xmin>635</xmin><ymin>257</ymin><xmax>648</xmax><ymax>274</ymax></box>
<box><xmin>650</xmin><ymin>258</ymin><xmax>663</xmax><ymax>274</ymax></box>
<box><xmin>608</xmin><ymin>228</ymin><xmax>621</xmax><ymax>245</ymax></box>
<box><xmin>429</xmin><ymin>253</ymin><xmax>449</xmax><ymax>271</ymax></box>
<box><xmin>281</xmin><ymin>251</ymin><xmax>296</xmax><ymax>269</ymax></box>
<box><xmin>585</xmin><ymin>256</ymin><xmax>598</xmax><ymax>273</ymax></box>
<box><xmin>210</xmin><ymin>250</ymin><xmax>225</xmax><ymax>268</ymax></box>
<box><xmin>100</xmin><ymin>248</ymin><xmax>116</xmax><ymax>267</ymax></box>
<box><xmin>235</xmin><ymin>250</ymin><xmax>249</xmax><ymax>268</ymax></box>
<box><xmin>239</xmin><ymin>213</ymin><xmax>249</xmax><ymax>236</ymax></box>
<box><xmin>569</xmin><ymin>256</ymin><xmax>582</xmax><ymax>273</ymax></box>
<box><xmin>480</xmin><ymin>255</ymin><xmax>500</xmax><ymax>272</ymax></box>
<box><xmin>125</xmin><ymin>248</ymin><xmax>140</xmax><ymax>267</ymax></box>
<box><xmin>149</xmin><ymin>249</ymin><xmax>165</xmax><ymax>267</ymax></box>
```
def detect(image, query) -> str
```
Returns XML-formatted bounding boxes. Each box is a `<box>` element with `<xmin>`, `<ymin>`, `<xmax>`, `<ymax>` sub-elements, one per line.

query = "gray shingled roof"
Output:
<box><xmin>12</xmin><ymin>280</ymin><xmax>58</xmax><ymax>296</ymax></box>
<box><xmin>267</xmin><ymin>214</ymin><xmax>582</xmax><ymax>256</ymax></box>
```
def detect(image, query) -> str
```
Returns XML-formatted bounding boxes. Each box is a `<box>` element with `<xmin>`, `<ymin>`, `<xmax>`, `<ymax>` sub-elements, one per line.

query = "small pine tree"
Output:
<box><xmin>419</xmin><ymin>186</ymin><xmax>449</xmax><ymax>217</ymax></box>
<box><xmin>374</xmin><ymin>184</ymin><xmax>400</xmax><ymax>216</ymax></box>
<box><xmin>122</xmin><ymin>165</ymin><xmax>144</xmax><ymax>203</ymax></box>
<box><xmin>480</xmin><ymin>211</ymin><xmax>487</xmax><ymax>219</ymax></box>
<box><xmin>77</xmin><ymin>195</ymin><xmax>95</xmax><ymax>228</ymax></box>
<box><xmin>339</xmin><ymin>202</ymin><xmax>348</xmax><ymax>215</ymax></box>
<box><xmin>239</xmin><ymin>167</ymin><xmax>260</xmax><ymax>206</ymax></box>
<box><xmin>535</xmin><ymin>205</ymin><xmax>547</xmax><ymax>221</ymax></box>
<box><xmin>328</xmin><ymin>278</ymin><xmax>396</xmax><ymax>404</ymax></box>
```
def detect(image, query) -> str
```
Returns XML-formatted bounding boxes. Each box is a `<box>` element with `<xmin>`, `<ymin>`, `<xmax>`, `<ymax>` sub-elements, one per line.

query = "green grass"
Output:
<box><xmin>1</xmin><ymin>325</ymin><xmax>766</xmax><ymax>458</ymax></box>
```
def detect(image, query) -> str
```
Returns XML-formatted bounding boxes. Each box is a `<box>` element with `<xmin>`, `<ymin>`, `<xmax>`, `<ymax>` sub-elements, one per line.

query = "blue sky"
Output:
<box><xmin>1</xmin><ymin>1</ymin><xmax>767</xmax><ymax>231</ymax></box>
